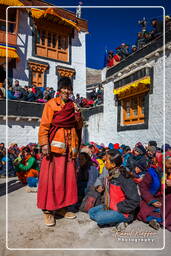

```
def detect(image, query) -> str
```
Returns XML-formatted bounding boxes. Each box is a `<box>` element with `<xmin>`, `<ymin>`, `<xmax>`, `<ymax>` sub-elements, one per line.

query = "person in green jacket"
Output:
<box><xmin>14</xmin><ymin>147</ymin><xmax>39</xmax><ymax>184</ymax></box>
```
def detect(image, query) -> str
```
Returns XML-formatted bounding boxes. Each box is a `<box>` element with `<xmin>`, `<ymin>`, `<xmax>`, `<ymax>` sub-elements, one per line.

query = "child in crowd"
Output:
<box><xmin>131</xmin><ymin>159</ymin><xmax>147</xmax><ymax>184</ymax></box>
<box><xmin>77</xmin><ymin>152</ymin><xmax>99</xmax><ymax>203</ymax></box>
<box><xmin>122</xmin><ymin>146</ymin><xmax>132</xmax><ymax>167</ymax></box>
<box><xmin>126</xmin><ymin>143</ymin><xmax>147</xmax><ymax>172</ymax></box>
<box><xmin>14</xmin><ymin>147</ymin><xmax>39</xmax><ymax>187</ymax></box>
<box><xmin>88</xmin><ymin>149</ymin><xmax>140</xmax><ymax>230</ymax></box>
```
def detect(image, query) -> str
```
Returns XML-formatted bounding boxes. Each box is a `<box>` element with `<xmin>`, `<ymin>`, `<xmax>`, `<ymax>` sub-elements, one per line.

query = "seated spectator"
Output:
<box><xmin>49</xmin><ymin>87</ymin><xmax>55</xmax><ymax>99</ymax></box>
<box><xmin>77</xmin><ymin>152</ymin><xmax>99</xmax><ymax>203</ymax></box>
<box><xmin>150</xmin><ymin>18</ymin><xmax>163</xmax><ymax>39</ymax></box>
<box><xmin>107</xmin><ymin>50</ymin><xmax>121</xmax><ymax>67</ymax></box>
<box><xmin>144</xmin><ymin>31</ymin><xmax>152</xmax><ymax>44</ymax></box>
<box><xmin>19</xmin><ymin>86</ymin><xmax>29</xmax><ymax>101</ymax></box>
<box><xmin>35</xmin><ymin>87</ymin><xmax>43</xmax><ymax>101</ymax></box>
<box><xmin>14</xmin><ymin>147</ymin><xmax>39</xmax><ymax>184</ymax></box>
<box><xmin>137</xmin><ymin>154</ymin><xmax>163</xmax><ymax>230</ymax></box>
<box><xmin>13</xmin><ymin>80</ymin><xmax>22</xmax><ymax>99</ymax></box>
<box><xmin>0</xmin><ymin>88</ymin><xmax>4</xmax><ymax>99</ymax></box>
<box><xmin>27</xmin><ymin>87</ymin><xmax>36</xmax><ymax>102</ymax></box>
<box><xmin>0</xmin><ymin>83</ymin><xmax>6</xmax><ymax>98</ymax></box>
<box><xmin>131</xmin><ymin>158</ymin><xmax>147</xmax><ymax>184</ymax></box>
<box><xmin>117</xmin><ymin>43</ymin><xmax>130</xmax><ymax>60</ymax></box>
<box><xmin>122</xmin><ymin>146</ymin><xmax>132</xmax><ymax>167</ymax></box>
<box><xmin>126</xmin><ymin>143</ymin><xmax>147</xmax><ymax>172</ymax></box>
<box><xmin>161</xmin><ymin>143</ymin><xmax>171</xmax><ymax>153</ymax></box>
<box><xmin>107</xmin><ymin>50</ymin><xmax>114</xmax><ymax>67</ymax></box>
<box><xmin>7</xmin><ymin>86</ymin><xmax>17</xmax><ymax>100</ymax></box>
<box><xmin>164</xmin><ymin>152</ymin><xmax>171</xmax><ymax>231</ymax></box>
<box><xmin>89</xmin><ymin>150</ymin><xmax>140</xmax><ymax>230</ymax></box>
<box><xmin>131</xmin><ymin>45</ymin><xmax>137</xmax><ymax>53</ymax></box>
<box><xmin>0</xmin><ymin>150</ymin><xmax>16</xmax><ymax>177</ymax></box>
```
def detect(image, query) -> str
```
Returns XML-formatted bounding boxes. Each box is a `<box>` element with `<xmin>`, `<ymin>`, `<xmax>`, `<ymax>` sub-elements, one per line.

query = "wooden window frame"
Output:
<box><xmin>122</xmin><ymin>94</ymin><xmax>145</xmax><ymax>125</ymax></box>
<box><xmin>0</xmin><ymin>8</ymin><xmax>19</xmax><ymax>45</ymax></box>
<box><xmin>35</xmin><ymin>22</ymin><xmax>70</xmax><ymax>62</ymax></box>
<box><xmin>28</xmin><ymin>61</ymin><xmax>49</xmax><ymax>88</ymax></box>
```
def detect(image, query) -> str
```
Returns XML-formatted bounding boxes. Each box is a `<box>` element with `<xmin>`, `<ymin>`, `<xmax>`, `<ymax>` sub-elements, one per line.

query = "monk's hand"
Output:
<box><xmin>73</xmin><ymin>102</ymin><xmax>80</xmax><ymax>112</ymax></box>
<box><xmin>152</xmin><ymin>201</ymin><xmax>162</xmax><ymax>208</ymax></box>
<box><xmin>166</xmin><ymin>179</ymin><xmax>171</xmax><ymax>187</ymax></box>
<box><xmin>41</xmin><ymin>145</ymin><xmax>50</xmax><ymax>156</ymax></box>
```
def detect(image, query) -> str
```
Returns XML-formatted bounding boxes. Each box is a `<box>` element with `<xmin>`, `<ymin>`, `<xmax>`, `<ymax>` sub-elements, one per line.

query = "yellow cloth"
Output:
<box><xmin>0</xmin><ymin>45</ymin><xmax>19</xmax><ymax>59</ymax></box>
<box><xmin>114</xmin><ymin>76</ymin><xmax>151</xmax><ymax>95</ymax></box>
<box><xmin>0</xmin><ymin>0</ymin><xmax>24</xmax><ymax>6</ymax></box>
<box><xmin>96</xmin><ymin>158</ymin><xmax>105</xmax><ymax>174</ymax></box>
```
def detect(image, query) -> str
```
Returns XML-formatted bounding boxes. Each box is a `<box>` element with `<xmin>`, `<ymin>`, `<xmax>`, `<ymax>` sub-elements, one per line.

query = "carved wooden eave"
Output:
<box><xmin>28</xmin><ymin>62</ymin><xmax>49</xmax><ymax>73</ymax></box>
<box><xmin>56</xmin><ymin>66</ymin><xmax>76</xmax><ymax>78</ymax></box>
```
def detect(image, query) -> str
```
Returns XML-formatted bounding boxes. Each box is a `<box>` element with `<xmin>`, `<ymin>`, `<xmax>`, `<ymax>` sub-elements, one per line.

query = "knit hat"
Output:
<box><xmin>136</xmin><ymin>159</ymin><xmax>147</xmax><ymax>172</ymax></box>
<box><xmin>134</xmin><ymin>144</ymin><xmax>146</xmax><ymax>155</ymax></box>
<box><xmin>148</xmin><ymin>140</ymin><xmax>157</xmax><ymax>147</ymax></box>
<box><xmin>108</xmin><ymin>143</ymin><xmax>114</xmax><ymax>150</ymax></box>
<box><xmin>114</xmin><ymin>143</ymin><xmax>119</xmax><ymax>149</ymax></box>
<box><xmin>124</xmin><ymin>146</ymin><xmax>131</xmax><ymax>152</ymax></box>
<box><xmin>161</xmin><ymin>144</ymin><xmax>171</xmax><ymax>152</ymax></box>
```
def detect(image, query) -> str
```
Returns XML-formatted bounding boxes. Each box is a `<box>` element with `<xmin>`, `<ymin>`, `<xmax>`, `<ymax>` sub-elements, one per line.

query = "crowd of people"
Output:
<box><xmin>0</xmin><ymin>80</ymin><xmax>103</xmax><ymax>108</ymax></box>
<box><xmin>106</xmin><ymin>16</ymin><xmax>171</xmax><ymax>67</ymax></box>
<box><xmin>75</xmin><ymin>86</ymin><xmax>103</xmax><ymax>108</ymax></box>
<box><xmin>1</xmin><ymin>139</ymin><xmax>171</xmax><ymax>232</ymax></box>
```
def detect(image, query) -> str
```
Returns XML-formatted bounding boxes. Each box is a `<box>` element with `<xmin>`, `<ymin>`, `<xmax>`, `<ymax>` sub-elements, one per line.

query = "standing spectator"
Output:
<box><xmin>150</xmin><ymin>19</ymin><xmax>163</xmax><ymax>39</ymax></box>
<box><xmin>136</xmin><ymin>32</ymin><xmax>146</xmax><ymax>49</ymax></box>
<box><xmin>90</xmin><ymin>89</ymin><xmax>97</xmax><ymax>101</ymax></box>
<box><xmin>96</xmin><ymin>85</ymin><xmax>103</xmax><ymax>105</ymax></box>
<box><xmin>75</xmin><ymin>93</ymin><xmax>82</xmax><ymax>107</ymax></box>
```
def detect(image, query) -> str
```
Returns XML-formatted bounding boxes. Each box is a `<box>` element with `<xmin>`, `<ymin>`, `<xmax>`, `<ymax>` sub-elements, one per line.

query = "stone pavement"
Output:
<box><xmin>0</xmin><ymin>178</ymin><xmax>171</xmax><ymax>256</ymax></box>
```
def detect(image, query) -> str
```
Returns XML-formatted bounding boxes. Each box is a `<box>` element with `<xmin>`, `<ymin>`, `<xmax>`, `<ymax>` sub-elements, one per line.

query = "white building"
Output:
<box><xmin>82</xmin><ymin>30</ymin><xmax>171</xmax><ymax>148</ymax></box>
<box><xmin>0</xmin><ymin>0</ymin><xmax>88</xmax><ymax>146</ymax></box>
<box><xmin>0</xmin><ymin>0</ymin><xmax>88</xmax><ymax>97</ymax></box>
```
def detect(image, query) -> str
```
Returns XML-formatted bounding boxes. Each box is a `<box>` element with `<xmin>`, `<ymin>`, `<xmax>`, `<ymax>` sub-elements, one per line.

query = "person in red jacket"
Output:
<box><xmin>88</xmin><ymin>150</ymin><xmax>140</xmax><ymax>231</ymax></box>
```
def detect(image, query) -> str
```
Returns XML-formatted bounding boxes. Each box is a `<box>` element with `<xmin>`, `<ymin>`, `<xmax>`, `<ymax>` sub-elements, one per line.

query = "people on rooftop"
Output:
<box><xmin>106</xmin><ymin>15</ymin><xmax>167</xmax><ymax>68</ymax></box>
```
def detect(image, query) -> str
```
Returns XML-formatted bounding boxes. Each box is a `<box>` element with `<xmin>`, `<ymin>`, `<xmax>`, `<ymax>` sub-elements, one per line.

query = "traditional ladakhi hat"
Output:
<box><xmin>108</xmin><ymin>143</ymin><xmax>114</xmax><ymax>150</ymax></box>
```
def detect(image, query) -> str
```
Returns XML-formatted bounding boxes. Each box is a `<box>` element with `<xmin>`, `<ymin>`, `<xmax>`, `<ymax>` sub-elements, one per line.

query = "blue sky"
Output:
<box><xmin>45</xmin><ymin>1</ymin><xmax>171</xmax><ymax>69</ymax></box>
